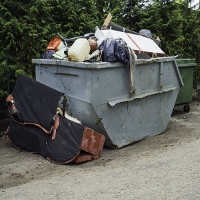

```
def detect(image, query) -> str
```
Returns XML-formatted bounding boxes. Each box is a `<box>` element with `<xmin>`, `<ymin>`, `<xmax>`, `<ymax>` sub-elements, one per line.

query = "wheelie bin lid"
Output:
<box><xmin>176</xmin><ymin>59</ymin><xmax>197</xmax><ymax>68</ymax></box>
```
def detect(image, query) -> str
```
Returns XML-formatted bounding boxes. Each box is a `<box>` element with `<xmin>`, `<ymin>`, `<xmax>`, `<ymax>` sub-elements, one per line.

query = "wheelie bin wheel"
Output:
<box><xmin>183</xmin><ymin>104</ymin><xmax>190</xmax><ymax>113</ymax></box>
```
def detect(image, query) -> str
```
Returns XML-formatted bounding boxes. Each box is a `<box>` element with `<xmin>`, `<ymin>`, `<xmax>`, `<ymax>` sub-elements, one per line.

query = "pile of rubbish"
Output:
<box><xmin>41</xmin><ymin>13</ymin><xmax>165</xmax><ymax>64</ymax></box>
<box><xmin>5</xmin><ymin>14</ymin><xmax>168</xmax><ymax>164</ymax></box>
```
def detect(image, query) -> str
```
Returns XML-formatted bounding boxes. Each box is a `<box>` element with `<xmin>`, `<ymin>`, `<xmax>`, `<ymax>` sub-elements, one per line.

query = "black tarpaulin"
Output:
<box><xmin>11</xmin><ymin>75</ymin><xmax>62</xmax><ymax>131</ymax></box>
<box><xmin>8</xmin><ymin>117</ymin><xmax>85</xmax><ymax>164</ymax></box>
<box><xmin>7</xmin><ymin>75</ymin><xmax>85</xmax><ymax>164</ymax></box>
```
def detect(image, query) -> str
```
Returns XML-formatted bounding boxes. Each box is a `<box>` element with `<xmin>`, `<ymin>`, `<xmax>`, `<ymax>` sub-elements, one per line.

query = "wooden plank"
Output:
<box><xmin>102</xmin><ymin>13</ymin><xmax>112</xmax><ymax>29</ymax></box>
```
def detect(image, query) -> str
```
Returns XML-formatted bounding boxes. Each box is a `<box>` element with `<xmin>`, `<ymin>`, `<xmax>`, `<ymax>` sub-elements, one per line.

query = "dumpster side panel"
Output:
<box><xmin>90</xmin><ymin>67</ymin><xmax>130</xmax><ymax>107</ymax></box>
<box><xmin>133</xmin><ymin>62</ymin><xmax>160</xmax><ymax>95</ymax></box>
<box><xmin>99</xmin><ymin>91</ymin><xmax>177</xmax><ymax>148</ymax></box>
<box><xmin>35</xmin><ymin>65</ymin><xmax>92</xmax><ymax>102</ymax></box>
<box><xmin>90</xmin><ymin>59</ymin><xmax>181</xmax><ymax>148</ymax></box>
<box><xmin>33</xmin><ymin>58</ymin><xmax>182</xmax><ymax>148</ymax></box>
<box><xmin>35</xmin><ymin>65</ymin><xmax>65</xmax><ymax>92</ymax></box>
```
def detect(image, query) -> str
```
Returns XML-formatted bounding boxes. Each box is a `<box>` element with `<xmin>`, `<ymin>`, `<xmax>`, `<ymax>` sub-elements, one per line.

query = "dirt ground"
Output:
<box><xmin>1</xmin><ymin>99</ymin><xmax>200</xmax><ymax>200</ymax></box>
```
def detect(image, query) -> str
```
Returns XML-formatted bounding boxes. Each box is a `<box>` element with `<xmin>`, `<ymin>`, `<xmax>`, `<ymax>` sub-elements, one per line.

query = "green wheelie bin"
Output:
<box><xmin>175</xmin><ymin>59</ymin><xmax>197</xmax><ymax>112</ymax></box>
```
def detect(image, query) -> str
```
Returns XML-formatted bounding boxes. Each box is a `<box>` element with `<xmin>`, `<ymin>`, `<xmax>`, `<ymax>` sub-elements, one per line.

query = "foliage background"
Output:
<box><xmin>0</xmin><ymin>0</ymin><xmax>200</xmax><ymax>118</ymax></box>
